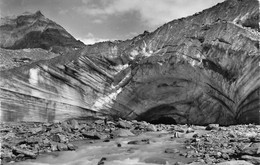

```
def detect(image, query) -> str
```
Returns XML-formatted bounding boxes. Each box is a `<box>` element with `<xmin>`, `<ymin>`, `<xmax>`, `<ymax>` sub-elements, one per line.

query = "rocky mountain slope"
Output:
<box><xmin>0</xmin><ymin>48</ymin><xmax>59</xmax><ymax>71</ymax></box>
<box><xmin>0</xmin><ymin>0</ymin><xmax>259</xmax><ymax>125</ymax></box>
<box><xmin>0</xmin><ymin>11</ymin><xmax>85</xmax><ymax>54</ymax></box>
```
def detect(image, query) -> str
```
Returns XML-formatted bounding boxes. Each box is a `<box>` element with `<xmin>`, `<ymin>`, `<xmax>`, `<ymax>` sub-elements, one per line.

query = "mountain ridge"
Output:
<box><xmin>0</xmin><ymin>10</ymin><xmax>85</xmax><ymax>54</ymax></box>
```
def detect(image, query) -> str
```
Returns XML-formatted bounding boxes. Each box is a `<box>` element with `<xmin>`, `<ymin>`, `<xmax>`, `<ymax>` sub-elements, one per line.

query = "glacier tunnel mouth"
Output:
<box><xmin>137</xmin><ymin>105</ymin><xmax>178</xmax><ymax>125</ymax></box>
<box><xmin>150</xmin><ymin>116</ymin><xmax>177</xmax><ymax>125</ymax></box>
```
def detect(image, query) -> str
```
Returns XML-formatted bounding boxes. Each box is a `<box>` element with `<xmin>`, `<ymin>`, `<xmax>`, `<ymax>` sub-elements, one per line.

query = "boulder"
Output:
<box><xmin>206</xmin><ymin>124</ymin><xmax>220</xmax><ymax>131</ymax></box>
<box><xmin>52</xmin><ymin>134</ymin><xmax>67</xmax><ymax>143</ymax></box>
<box><xmin>95</xmin><ymin>120</ymin><xmax>104</xmax><ymax>125</ymax></box>
<box><xmin>57</xmin><ymin>143</ymin><xmax>68</xmax><ymax>151</ymax></box>
<box><xmin>241</xmin><ymin>155</ymin><xmax>260</xmax><ymax>165</ymax></box>
<box><xmin>67</xmin><ymin>143</ymin><xmax>76</xmax><ymax>150</ymax></box>
<box><xmin>82</xmin><ymin>131</ymin><xmax>108</xmax><ymax>140</ymax></box>
<box><xmin>50</xmin><ymin>126</ymin><xmax>63</xmax><ymax>134</ymax></box>
<box><xmin>146</xmin><ymin>124</ymin><xmax>157</xmax><ymax>132</ymax></box>
<box><xmin>82</xmin><ymin>131</ymin><xmax>100</xmax><ymax>139</ymax></box>
<box><xmin>29</xmin><ymin>127</ymin><xmax>42</xmax><ymax>134</ymax></box>
<box><xmin>113</xmin><ymin>129</ymin><xmax>135</xmax><ymax>137</ymax></box>
<box><xmin>116</xmin><ymin>120</ymin><xmax>132</xmax><ymax>129</ymax></box>
<box><xmin>70</xmin><ymin>119</ymin><xmax>80</xmax><ymax>130</ymax></box>
<box><xmin>50</xmin><ymin>143</ymin><xmax>58</xmax><ymax>151</ymax></box>
<box><xmin>60</xmin><ymin>121</ymin><xmax>71</xmax><ymax>132</ymax></box>
<box><xmin>186</xmin><ymin>127</ymin><xmax>194</xmax><ymax>133</ymax></box>
<box><xmin>171</xmin><ymin>132</ymin><xmax>184</xmax><ymax>138</ymax></box>
<box><xmin>241</xmin><ymin>143</ymin><xmax>260</xmax><ymax>156</ymax></box>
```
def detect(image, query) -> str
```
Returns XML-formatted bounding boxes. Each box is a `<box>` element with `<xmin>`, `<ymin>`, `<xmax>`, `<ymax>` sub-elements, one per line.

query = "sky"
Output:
<box><xmin>0</xmin><ymin>0</ymin><xmax>225</xmax><ymax>45</ymax></box>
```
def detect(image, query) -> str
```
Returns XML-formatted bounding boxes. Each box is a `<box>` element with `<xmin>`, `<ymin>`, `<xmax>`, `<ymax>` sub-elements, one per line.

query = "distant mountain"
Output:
<box><xmin>0</xmin><ymin>11</ymin><xmax>85</xmax><ymax>54</ymax></box>
<box><xmin>0</xmin><ymin>0</ymin><xmax>259</xmax><ymax>125</ymax></box>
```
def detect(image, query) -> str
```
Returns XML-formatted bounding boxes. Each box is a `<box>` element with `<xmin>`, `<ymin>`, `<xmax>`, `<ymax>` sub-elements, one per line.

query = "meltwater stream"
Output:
<box><xmin>13</xmin><ymin>131</ymin><xmax>196</xmax><ymax>165</ymax></box>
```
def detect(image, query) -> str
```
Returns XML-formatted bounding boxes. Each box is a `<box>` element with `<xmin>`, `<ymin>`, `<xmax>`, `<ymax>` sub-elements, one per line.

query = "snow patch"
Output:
<box><xmin>189</xmin><ymin>53</ymin><xmax>204</xmax><ymax>67</ymax></box>
<box><xmin>129</xmin><ymin>42</ymin><xmax>154</xmax><ymax>60</ymax></box>
<box><xmin>23</xmin><ymin>48</ymin><xmax>31</xmax><ymax>52</ymax></box>
<box><xmin>114</xmin><ymin>64</ymin><xmax>129</xmax><ymax>71</ymax></box>
<box><xmin>240</xmin><ymin>12</ymin><xmax>250</xmax><ymax>22</ymax></box>
<box><xmin>233</xmin><ymin>12</ymin><xmax>250</xmax><ymax>24</ymax></box>
<box><xmin>191</xmin><ymin>60</ymin><xmax>196</xmax><ymax>66</ymax></box>
<box><xmin>91</xmin><ymin>88</ymin><xmax>122</xmax><ymax>110</ymax></box>
<box><xmin>29</xmin><ymin>68</ymin><xmax>39</xmax><ymax>85</ymax></box>
<box><xmin>157</xmin><ymin>62</ymin><xmax>163</xmax><ymax>66</ymax></box>
<box><xmin>130</xmin><ymin>50</ymin><xmax>139</xmax><ymax>60</ymax></box>
<box><xmin>141</xmin><ymin>41</ymin><xmax>152</xmax><ymax>57</ymax></box>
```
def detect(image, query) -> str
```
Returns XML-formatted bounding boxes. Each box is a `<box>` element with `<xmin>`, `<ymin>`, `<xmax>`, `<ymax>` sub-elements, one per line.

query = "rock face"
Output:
<box><xmin>0</xmin><ymin>0</ymin><xmax>259</xmax><ymax>124</ymax></box>
<box><xmin>0</xmin><ymin>11</ymin><xmax>85</xmax><ymax>54</ymax></box>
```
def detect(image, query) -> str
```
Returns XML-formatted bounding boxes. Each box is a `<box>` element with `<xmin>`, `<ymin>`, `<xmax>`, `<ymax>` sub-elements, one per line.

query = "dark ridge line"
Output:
<box><xmin>206</xmin><ymin>82</ymin><xmax>235</xmax><ymax>103</ymax></box>
<box><xmin>207</xmin><ymin>94</ymin><xmax>235</xmax><ymax>117</ymax></box>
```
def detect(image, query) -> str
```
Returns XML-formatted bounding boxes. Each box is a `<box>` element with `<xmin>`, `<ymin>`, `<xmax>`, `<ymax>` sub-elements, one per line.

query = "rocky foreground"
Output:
<box><xmin>1</xmin><ymin>119</ymin><xmax>260</xmax><ymax>165</ymax></box>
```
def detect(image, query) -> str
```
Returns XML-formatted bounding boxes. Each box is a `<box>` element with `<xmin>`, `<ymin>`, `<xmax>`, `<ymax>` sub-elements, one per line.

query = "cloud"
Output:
<box><xmin>93</xmin><ymin>19</ymin><xmax>103</xmax><ymax>24</ymax></box>
<box><xmin>125</xmin><ymin>31</ymin><xmax>138</xmax><ymax>38</ymax></box>
<box><xmin>58</xmin><ymin>9</ymin><xmax>69</xmax><ymax>15</ymax></box>
<box><xmin>76</xmin><ymin>0</ymin><xmax>225</xmax><ymax>27</ymax></box>
<box><xmin>77</xmin><ymin>33</ymin><xmax>110</xmax><ymax>45</ymax></box>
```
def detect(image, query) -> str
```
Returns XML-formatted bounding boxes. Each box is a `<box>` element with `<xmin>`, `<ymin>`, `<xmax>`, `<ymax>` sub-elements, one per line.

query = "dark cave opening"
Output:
<box><xmin>137</xmin><ymin>104</ymin><xmax>180</xmax><ymax>125</ymax></box>
<box><xmin>150</xmin><ymin>116</ymin><xmax>177</xmax><ymax>125</ymax></box>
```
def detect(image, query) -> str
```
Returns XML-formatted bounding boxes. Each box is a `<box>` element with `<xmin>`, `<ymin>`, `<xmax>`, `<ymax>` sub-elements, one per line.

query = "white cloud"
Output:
<box><xmin>76</xmin><ymin>0</ymin><xmax>225</xmax><ymax>27</ymax></box>
<box><xmin>77</xmin><ymin>33</ymin><xmax>110</xmax><ymax>45</ymax></box>
<box><xmin>58</xmin><ymin>9</ymin><xmax>69</xmax><ymax>15</ymax></box>
<box><xmin>125</xmin><ymin>31</ymin><xmax>139</xmax><ymax>38</ymax></box>
<box><xmin>93</xmin><ymin>19</ymin><xmax>103</xmax><ymax>24</ymax></box>
<box><xmin>79</xmin><ymin>38</ymin><xmax>108</xmax><ymax>45</ymax></box>
<box><xmin>130</xmin><ymin>32</ymin><xmax>138</xmax><ymax>36</ymax></box>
